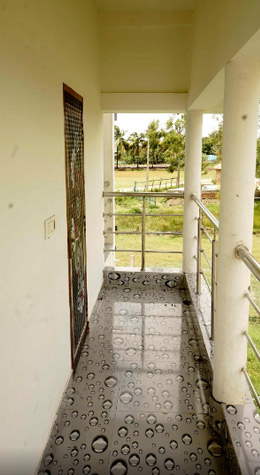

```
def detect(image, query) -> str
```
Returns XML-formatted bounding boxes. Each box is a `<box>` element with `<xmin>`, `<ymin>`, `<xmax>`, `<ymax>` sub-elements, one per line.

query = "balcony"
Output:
<box><xmin>38</xmin><ymin>191</ymin><xmax>260</xmax><ymax>475</ymax></box>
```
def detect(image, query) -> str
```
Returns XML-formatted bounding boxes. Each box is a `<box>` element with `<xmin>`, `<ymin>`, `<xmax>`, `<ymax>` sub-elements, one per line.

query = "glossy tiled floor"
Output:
<box><xmin>39</xmin><ymin>271</ymin><xmax>230</xmax><ymax>475</ymax></box>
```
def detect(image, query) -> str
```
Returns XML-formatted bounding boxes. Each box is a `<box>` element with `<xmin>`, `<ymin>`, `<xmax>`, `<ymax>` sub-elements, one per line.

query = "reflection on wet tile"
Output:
<box><xmin>38</xmin><ymin>271</ymin><xmax>236</xmax><ymax>475</ymax></box>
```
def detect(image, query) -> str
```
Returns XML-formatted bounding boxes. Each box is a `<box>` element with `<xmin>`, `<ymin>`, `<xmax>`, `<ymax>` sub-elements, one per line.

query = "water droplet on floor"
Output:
<box><xmin>109</xmin><ymin>272</ymin><xmax>120</xmax><ymax>281</ymax></box>
<box><xmin>118</xmin><ymin>426</ymin><xmax>128</xmax><ymax>437</ymax></box>
<box><xmin>182</xmin><ymin>434</ymin><xmax>192</xmax><ymax>445</ymax></box>
<box><xmin>145</xmin><ymin>428</ymin><xmax>154</xmax><ymax>438</ymax></box>
<box><xmin>114</xmin><ymin>337</ymin><xmax>124</xmax><ymax>345</ymax></box>
<box><xmin>55</xmin><ymin>436</ymin><xmax>64</xmax><ymax>445</ymax></box>
<box><xmin>126</xmin><ymin>348</ymin><xmax>136</xmax><ymax>356</ymax></box>
<box><xmin>164</xmin><ymin>458</ymin><xmax>175</xmax><ymax>470</ymax></box>
<box><xmin>105</xmin><ymin>376</ymin><xmax>118</xmax><ymax>388</ymax></box>
<box><xmin>120</xmin><ymin>391</ymin><xmax>133</xmax><ymax>404</ymax></box>
<box><xmin>134</xmin><ymin>388</ymin><xmax>143</xmax><ymax>396</ymax></box>
<box><xmin>254</xmin><ymin>412</ymin><xmax>260</xmax><ymax>424</ymax></box>
<box><xmin>146</xmin><ymin>454</ymin><xmax>157</xmax><ymax>466</ymax></box>
<box><xmin>148</xmin><ymin>387</ymin><xmax>156</xmax><ymax>396</ymax></box>
<box><xmin>189</xmin><ymin>453</ymin><xmax>197</xmax><ymax>461</ymax></box>
<box><xmin>125</xmin><ymin>415</ymin><xmax>134</xmax><ymax>424</ymax></box>
<box><xmin>70</xmin><ymin>449</ymin><xmax>78</xmax><ymax>457</ymax></box>
<box><xmin>207</xmin><ymin>440</ymin><xmax>223</xmax><ymax>457</ymax></box>
<box><xmin>110</xmin><ymin>459</ymin><xmax>128</xmax><ymax>474</ymax></box>
<box><xmin>164</xmin><ymin>401</ymin><xmax>173</xmax><ymax>410</ymax></box>
<box><xmin>237</xmin><ymin>422</ymin><xmax>245</xmax><ymax>430</ymax></box>
<box><xmin>82</xmin><ymin>466</ymin><xmax>91</xmax><ymax>474</ymax></box>
<box><xmin>89</xmin><ymin>417</ymin><xmax>98</xmax><ymax>426</ymax></box>
<box><xmin>121</xmin><ymin>445</ymin><xmax>130</xmax><ymax>455</ymax></box>
<box><xmin>44</xmin><ymin>454</ymin><xmax>53</xmax><ymax>466</ymax></box>
<box><xmin>196</xmin><ymin>378</ymin><xmax>209</xmax><ymax>390</ymax></box>
<box><xmin>69</xmin><ymin>430</ymin><xmax>80</xmax><ymax>441</ymax></box>
<box><xmin>146</xmin><ymin>414</ymin><xmax>157</xmax><ymax>424</ymax></box>
<box><xmin>129</xmin><ymin>454</ymin><xmax>140</xmax><ymax>467</ymax></box>
<box><xmin>196</xmin><ymin>420</ymin><xmax>206</xmax><ymax>430</ymax></box>
<box><xmin>170</xmin><ymin>440</ymin><xmax>178</xmax><ymax>450</ymax></box>
<box><xmin>91</xmin><ymin>436</ymin><xmax>108</xmax><ymax>453</ymax></box>
<box><xmin>176</xmin><ymin>375</ymin><xmax>184</xmax><ymax>383</ymax></box>
<box><xmin>226</xmin><ymin>405</ymin><xmax>237</xmax><ymax>415</ymax></box>
<box><xmin>155</xmin><ymin>424</ymin><xmax>164</xmax><ymax>433</ymax></box>
<box><xmin>165</xmin><ymin>280</ymin><xmax>177</xmax><ymax>288</ymax></box>
<box><xmin>103</xmin><ymin>400</ymin><xmax>113</xmax><ymax>409</ymax></box>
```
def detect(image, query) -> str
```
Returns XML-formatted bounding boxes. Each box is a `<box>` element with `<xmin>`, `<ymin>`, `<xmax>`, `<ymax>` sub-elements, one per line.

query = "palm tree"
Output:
<box><xmin>114</xmin><ymin>125</ymin><xmax>128</xmax><ymax>169</ymax></box>
<box><xmin>128</xmin><ymin>132</ymin><xmax>146</xmax><ymax>169</ymax></box>
<box><xmin>162</xmin><ymin>114</ymin><xmax>186</xmax><ymax>187</ymax></box>
<box><xmin>146</xmin><ymin>120</ymin><xmax>163</xmax><ymax>167</ymax></box>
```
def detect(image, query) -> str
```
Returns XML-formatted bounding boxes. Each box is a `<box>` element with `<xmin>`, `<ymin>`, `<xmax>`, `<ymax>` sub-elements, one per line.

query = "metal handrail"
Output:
<box><xmin>235</xmin><ymin>244</ymin><xmax>260</xmax><ymax>282</ymax></box>
<box><xmin>234</xmin><ymin>244</ymin><xmax>260</xmax><ymax>408</ymax></box>
<box><xmin>242</xmin><ymin>367</ymin><xmax>260</xmax><ymax>408</ymax></box>
<box><xmin>103</xmin><ymin>190</ymin><xmax>184</xmax><ymax>271</ymax></box>
<box><xmin>245</xmin><ymin>292</ymin><xmax>260</xmax><ymax>317</ymax></box>
<box><xmin>191</xmin><ymin>193</ymin><xmax>219</xmax><ymax>230</ymax></box>
<box><xmin>194</xmin><ymin>198</ymin><xmax>218</xmax><ymax>340</ymax></box>
<box><xmin>243</xmin><ymin>330</ymin><xmax>260</xmax><ymax>364</ymax></box>
<box><xmin>103</xmin><ymin>191</ymin><xmax>184</xmax><ymax>198</ymax></box>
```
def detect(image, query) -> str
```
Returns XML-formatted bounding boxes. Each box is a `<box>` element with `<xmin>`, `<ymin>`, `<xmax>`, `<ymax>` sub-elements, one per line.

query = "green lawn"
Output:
<box><xmin>112</xmin><ymin>186</ymin><xmax>260</xmax><ymax>399</ymax></box>
<box><xmin>115</xmin><ymin>167</ymin><xmax>216</xmax><ymax>191</ymax></box>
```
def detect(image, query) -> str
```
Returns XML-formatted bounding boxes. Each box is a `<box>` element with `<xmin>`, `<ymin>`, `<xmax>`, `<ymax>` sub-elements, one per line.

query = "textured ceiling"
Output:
<box><xmin>95</xmin><ymin>0</ymin><xmax>198</xmax><ymax>12</ymax></box>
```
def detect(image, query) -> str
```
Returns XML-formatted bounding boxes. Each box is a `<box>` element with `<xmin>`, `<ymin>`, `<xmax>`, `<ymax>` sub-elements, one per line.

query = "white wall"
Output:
<box><xmin>0</xmin><ymin>1</ymin><xmax>103</xmax><ymax>473</ymax></box>
<box><xmin>99</xmin><ymin>11</ymin><xmax>193</xmax><ymax>93</ymax></box>
<box><xmin>189</xmin><ymin>0</ymin><xmax>260</xmax><ymax>108</ymax></box>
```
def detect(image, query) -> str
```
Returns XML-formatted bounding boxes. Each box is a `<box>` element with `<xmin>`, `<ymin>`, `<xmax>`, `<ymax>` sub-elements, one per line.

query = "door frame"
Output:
<box><xmin>63</xmin><ymin>83</ymin><xmax>88</xmax><ymax>370</ymax></box>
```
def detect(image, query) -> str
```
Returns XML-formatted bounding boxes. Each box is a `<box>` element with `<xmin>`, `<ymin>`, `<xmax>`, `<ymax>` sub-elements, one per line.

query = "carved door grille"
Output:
<box><xmin>63</xmin><ymin>84</ymin><xmax>88</xmax><ymax>368</ymax></box>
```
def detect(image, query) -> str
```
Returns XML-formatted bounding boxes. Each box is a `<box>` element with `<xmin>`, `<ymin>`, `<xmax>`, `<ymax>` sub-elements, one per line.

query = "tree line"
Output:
<box><xmin>114</xmin><ymin>115</ymin><xmax>224</xmax><ymax>178</ymax></box>
<box><xmin>115</xmin><ymin>114</ymin><xmax>260</xmax><ymax>179</ymax></box>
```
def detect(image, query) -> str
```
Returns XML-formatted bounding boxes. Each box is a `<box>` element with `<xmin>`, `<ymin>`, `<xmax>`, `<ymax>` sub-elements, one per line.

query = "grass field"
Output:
<box><xmin>112</xmin><ymin>174</ymin><xmax>260</xmax><ymax>399</ymax></box>
<box><xmin>115</xmin><ymin>167</ymin><xmax>216</xmax><ymax>191</ymax></box>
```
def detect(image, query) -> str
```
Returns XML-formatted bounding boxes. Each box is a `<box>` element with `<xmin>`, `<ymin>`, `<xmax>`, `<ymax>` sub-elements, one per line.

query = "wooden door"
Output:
<box><xmin>63</xmin><ymin>84</ymin><xmax>88</xmax><ymax>369</ymax></box>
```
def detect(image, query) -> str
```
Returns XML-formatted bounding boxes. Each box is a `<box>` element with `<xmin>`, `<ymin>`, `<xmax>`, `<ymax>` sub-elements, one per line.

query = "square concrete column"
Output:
<box><xmin>103</xmin><ymin>113</ymin><xmax>115</xmax><ymax>267</ymax></box>
<box><xmin>183</xmin><ymin>110</ymin><xmax>203</xmax><ymax>273</ymax></box>
<box><xmin>213</xmin><ymin>59</ymin><xmax>260</xmax><ymax>404</ymax></box>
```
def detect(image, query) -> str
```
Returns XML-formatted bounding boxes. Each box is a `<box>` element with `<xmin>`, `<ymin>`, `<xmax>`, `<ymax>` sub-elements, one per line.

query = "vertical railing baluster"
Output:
<box><xmin>211</xmin><ymin>228</ymin><xmax>217</xmax><ymax>339</ymax></box>
<box><xmin>141</xmin><ymin>196</ymin><xmax>145</xmax><ymax>271</ymax></box>
<box><xmin>197</xmin><ymin>209</ymin><xmax>202</xmax><ymax>294</ymax></box>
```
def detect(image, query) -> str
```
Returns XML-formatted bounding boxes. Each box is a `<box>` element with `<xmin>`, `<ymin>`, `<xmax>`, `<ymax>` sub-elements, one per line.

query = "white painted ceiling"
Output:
<box><xmin>95</xmin><ymin>0</ymin><xmax>198</xmax><ymax>12</ymax></box>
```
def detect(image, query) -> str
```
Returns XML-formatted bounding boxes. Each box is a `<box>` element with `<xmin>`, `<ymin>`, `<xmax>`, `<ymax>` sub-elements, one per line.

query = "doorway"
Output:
<box><xmin>63</xmin><ymin>84</ymin><xmax>88</xmax><ymax>369</ymax></box>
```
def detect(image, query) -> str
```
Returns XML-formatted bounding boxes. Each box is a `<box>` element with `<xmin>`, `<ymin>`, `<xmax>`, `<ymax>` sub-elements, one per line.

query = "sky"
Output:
<box><xmin>115</xmin><ymin>113</ymin><xmax>222</xmax><ymax>138</ymax></box>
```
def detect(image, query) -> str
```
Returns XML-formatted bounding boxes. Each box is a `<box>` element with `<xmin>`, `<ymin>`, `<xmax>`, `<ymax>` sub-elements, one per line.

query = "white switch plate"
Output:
<box><xmin>44</xmin><ymin>215</ymin><xmax>56</xmax><ymax>239</ymax></box>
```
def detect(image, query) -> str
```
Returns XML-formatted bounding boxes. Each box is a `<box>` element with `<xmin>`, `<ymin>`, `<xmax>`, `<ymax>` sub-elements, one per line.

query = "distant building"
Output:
<box><xmin>207</xmin><ymin>154</ymin><xmax>218</xmax><ymax>162</ymax></box>
<box><xmin>213</xmin><ymin>163</ymin><xmax>222</xmax><ymax>184</ymax></box>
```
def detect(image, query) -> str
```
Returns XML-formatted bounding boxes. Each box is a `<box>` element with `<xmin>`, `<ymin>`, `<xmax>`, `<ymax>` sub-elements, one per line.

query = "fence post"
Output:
<box><xmin>197</xmin><ymin>209</ymin><xmax>202</xmax><ymax>294</ymax></box>
<box><xmin>141</xmin><ymin>196</ymin><xmax>146</xmax><ymax>271</ymax></box>
<box><xmin>211</xmin><ymin>228</ymin><xmax>217</xmax><ymax>339</ymax></box>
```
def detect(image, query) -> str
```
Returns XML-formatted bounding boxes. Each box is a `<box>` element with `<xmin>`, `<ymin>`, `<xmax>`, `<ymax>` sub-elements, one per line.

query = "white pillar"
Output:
<box><xmin>183</xmin><ymin>110</ymin><xmax>203</xmax><ymax>273</ymax></box>
<box><xmin>103</xmin><ymin>113</ymin><xmax>115</xmax><ymax>267</ymax></box>
<box><xmin>213</xmin><ymin>59</ymin><xmax>260</xmax><ymax>404</ymax></box>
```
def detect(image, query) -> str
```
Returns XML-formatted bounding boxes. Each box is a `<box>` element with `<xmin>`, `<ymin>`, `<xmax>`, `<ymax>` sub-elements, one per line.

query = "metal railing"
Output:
<box><xmin>191</xmin><ymin>195</ymin><xmax>260</xmax><ymax>409</ymax></box>
<box><xmin>134</xmin><ymin>177</ymin><xmax>178</xmax><ymax>192</ymax></box>
<box><xmin>103</xmin><ymin>191</ymin><xmax>184</xmax><ymax>271</ymax></box>
<box><xmin>235</xmin><ymin>244</ymin><xmax>260</xmax><ymax>409</ymax></box>
<box><xmin>191</xmin><ymin>193</ymin><xmax>219</xmax><ymax>340</ymax></box>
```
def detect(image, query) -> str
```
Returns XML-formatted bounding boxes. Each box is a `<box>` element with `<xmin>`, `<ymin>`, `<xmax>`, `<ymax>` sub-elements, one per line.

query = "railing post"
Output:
<box><xmin>196</xmin><ymin>209</ymin><xmax>202</xmax><ymax>294</ymax></box>
<box><xmin>159</xmin><ymin>179</ymin><xmax>161</xmax><ymax>191</ymax></box>
<box><xmin>211</xmin><ymin>228</ymin><xmax>217</xmax><ymax>339</ymax></box>
<box><xmin>141</xmin><ymin>196</ymin><xmax>145</xmax><ymax>271</ymax></box>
